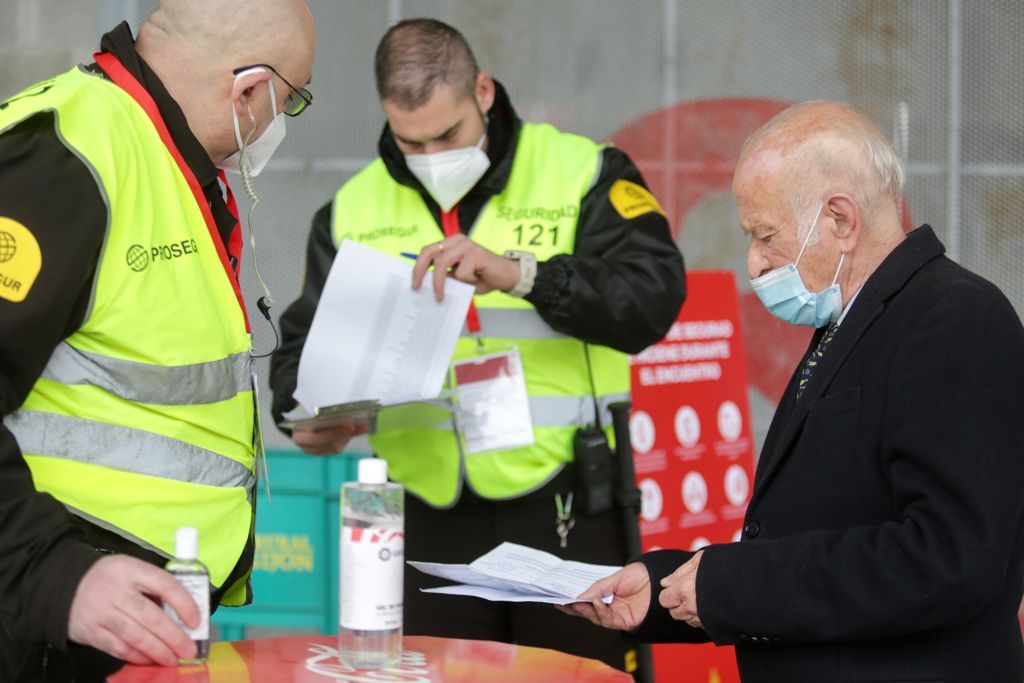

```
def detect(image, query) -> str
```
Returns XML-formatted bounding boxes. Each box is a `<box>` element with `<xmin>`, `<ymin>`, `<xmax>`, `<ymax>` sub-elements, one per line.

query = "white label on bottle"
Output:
<box><xmin>340</xmin><ymin>525</ymin><xmax>404</xmax><ymax>631</ymax></box>
<box><xmin>165</xmin><ymin>574</ymin><xmax>210</xmax><ymax>641</ymax></box>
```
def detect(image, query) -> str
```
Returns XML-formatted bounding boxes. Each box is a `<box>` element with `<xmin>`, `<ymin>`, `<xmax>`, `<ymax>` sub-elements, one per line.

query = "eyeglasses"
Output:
<box><xmin>232</xmin><ymin>63</ymin><xmax>312</xmax><ymax>117</ymax></box>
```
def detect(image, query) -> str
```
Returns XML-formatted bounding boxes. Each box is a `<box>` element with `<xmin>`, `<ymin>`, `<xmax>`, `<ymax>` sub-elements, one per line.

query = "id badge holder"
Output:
<box><xmin>251</xmin><ymin>368</ymin><xmax>271</xmax><ymax>503</ymax></box>
<box><xmin>452</xmin><ymin>344</ymin><xmax>534</xmax><ymax>454</ymax></box>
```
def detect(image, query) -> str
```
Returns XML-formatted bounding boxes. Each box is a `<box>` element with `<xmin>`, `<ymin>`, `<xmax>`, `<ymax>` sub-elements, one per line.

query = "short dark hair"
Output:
<box><xmin>374</xmin><ymin>19</ymin><xmax>480</xmax><ymax>110</ymax></box>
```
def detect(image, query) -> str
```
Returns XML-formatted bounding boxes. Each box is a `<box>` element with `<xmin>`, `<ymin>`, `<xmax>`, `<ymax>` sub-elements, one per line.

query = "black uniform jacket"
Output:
<box><xmin>270</xmin><ymin>82</ymin><xmax>687</xmax><ymax>423</ymax></box>
<box><xmin>634</xmin><ymin>226</ymin><xmax>1024</xmax><ymax>683</ymax></box>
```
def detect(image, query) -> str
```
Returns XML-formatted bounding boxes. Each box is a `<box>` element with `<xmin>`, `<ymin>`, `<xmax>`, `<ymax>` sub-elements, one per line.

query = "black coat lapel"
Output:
<box><xmin>752</xmin><ymin>332</ymin><xmax>819</xmax><ymax>482</ymax></box>
<box><xmin>747</xmin><ymin>226</ymin><xmax>947</xmax><ymax>508</ymax></box>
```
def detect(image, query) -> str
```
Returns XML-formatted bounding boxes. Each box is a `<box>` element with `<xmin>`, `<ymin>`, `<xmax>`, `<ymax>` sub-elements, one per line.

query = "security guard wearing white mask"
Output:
<box><xmin>0</xmin><ymin>1</ymin><xmax>315</xmax><ymax>680</ymax></box>
<box><xmin>270</xmin><ymin>18</ymin><xmax>686</xmax><ymax>674</ymax></box>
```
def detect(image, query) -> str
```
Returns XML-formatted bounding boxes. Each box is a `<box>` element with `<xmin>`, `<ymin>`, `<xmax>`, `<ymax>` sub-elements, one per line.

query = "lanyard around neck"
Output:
<box><xmin>440</xmin><ymin>205</ymin><xmax>482</xmax><ymax>335</ymax></box>
<box><xmin>94</xmin><ymin>50</ymin><xmax>251</xmax><ymax>333</ymax></box>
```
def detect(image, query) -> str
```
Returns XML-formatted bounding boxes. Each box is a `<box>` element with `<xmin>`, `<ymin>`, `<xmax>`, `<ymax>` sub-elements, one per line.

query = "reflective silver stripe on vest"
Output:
<box><xmin>8</xmin><ymin>411</ymin><xmax>256</xmax><ymax>498</ymax></box>
<box><xmin>41</xmin><ymin>342</ymin><xmax>252</xmax><ymax>406</ymax></box>
<box><xmin>589</xmin><ymin>146</ymin><xmax>606</xmax><ymax>191</ymax></box>
<box><xmin>462</xmin><ymin>309</ymin><xmax>567</xmax><ymax>340</ymax></box>
<box><xmin>419</xmin><ymin>393</ymin><xmax>631</xmax><ymax>432</ymax></box>
<box><xmin>529</xmin><ymin>393</ymin><xmax>631</xmax><ymax>428</ymax></box>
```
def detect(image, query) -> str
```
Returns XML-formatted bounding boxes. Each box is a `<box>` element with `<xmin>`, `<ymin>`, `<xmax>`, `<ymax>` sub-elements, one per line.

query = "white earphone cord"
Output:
<box><xmin>239</xmin><ymin>109</ymin><xmax>278</xmax><ymax>358</ymax></box>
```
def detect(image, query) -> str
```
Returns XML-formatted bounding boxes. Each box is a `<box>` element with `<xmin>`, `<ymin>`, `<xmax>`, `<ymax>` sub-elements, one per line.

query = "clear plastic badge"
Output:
<box><xmin>251</xmin><ymin>369</ymin><xmax>271</xmax><ymax>501</ymax></box>
<box><xmin>453</xmin><ymin>346</ymin><xmax>534</xmax><ymax>454</ymax></box>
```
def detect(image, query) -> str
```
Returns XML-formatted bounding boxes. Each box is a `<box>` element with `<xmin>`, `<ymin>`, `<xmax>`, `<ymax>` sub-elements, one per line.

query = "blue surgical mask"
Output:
<box><xmin>749</xmin><ymin>203</ymin><xmax>845</xmax><ymax>328</ymax></box>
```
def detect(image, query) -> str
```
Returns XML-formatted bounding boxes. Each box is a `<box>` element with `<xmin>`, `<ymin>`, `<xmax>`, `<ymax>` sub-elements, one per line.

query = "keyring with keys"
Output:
<box><xmin>555</xmin><ymin>492</ymin><xmax>575</xmax><ymax>549</ymax></box>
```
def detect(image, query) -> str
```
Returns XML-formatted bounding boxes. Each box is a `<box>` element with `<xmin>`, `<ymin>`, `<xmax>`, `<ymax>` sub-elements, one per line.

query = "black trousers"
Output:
<box><xmin>0</xmin><ymin>629</ymin><xmax>124</xmax><ymax>683</ymax></box>
<box><xmin>403</xmin><ymin>471</ymin><xmax>634</xmax><ymax>672</ymax></box>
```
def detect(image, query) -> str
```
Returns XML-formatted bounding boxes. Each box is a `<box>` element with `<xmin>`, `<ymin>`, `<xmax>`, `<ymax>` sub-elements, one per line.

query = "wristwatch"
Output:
<box><xmin>503</xmin><ymin>250</ymin><xmax>538</xmax><ymax>298</ymax></box>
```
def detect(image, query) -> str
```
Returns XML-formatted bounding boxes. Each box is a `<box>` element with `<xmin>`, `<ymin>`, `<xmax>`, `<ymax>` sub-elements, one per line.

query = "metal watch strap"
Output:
<box><xmin>503</xmin><ymin>250</ymin><xmax>538</xmax><ymax>298</ymax></box>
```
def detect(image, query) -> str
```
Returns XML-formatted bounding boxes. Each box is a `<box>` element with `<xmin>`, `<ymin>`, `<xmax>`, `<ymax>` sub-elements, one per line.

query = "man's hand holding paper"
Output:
<box><xmin>561</xmin><ymin>550</ymin><xmax>704</xmax><ymax>631</ymax></box>
<box><xmin>291</xmin><ymin>417</ymin><xmax>371</xmax><ymax>456</ymax></box>
<box><xmin>409</xmin><ymin>542</ymin><xmax>620</xmax><ymax>606</ymax></box>
<box><xmin>410</xmin><ymin>233</ymin><xmax>520</xmax><ymax>301</ymax></box>
<box><xmin>282</xmin><ymin>240</ymin><xmax>472</xmax><ymax>444</ymax></box>
<box><xmin>558</xmin><ymin>562</ymin><xmax>651</xmax><ymax>631</ymax></box>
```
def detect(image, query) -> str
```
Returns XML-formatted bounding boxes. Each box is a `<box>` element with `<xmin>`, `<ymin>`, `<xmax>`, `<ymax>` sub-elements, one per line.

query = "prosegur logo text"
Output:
<box><xmin>126</xmin><ymin>239</ymin><xmax>199</xmax><ymax>272</ymax></box>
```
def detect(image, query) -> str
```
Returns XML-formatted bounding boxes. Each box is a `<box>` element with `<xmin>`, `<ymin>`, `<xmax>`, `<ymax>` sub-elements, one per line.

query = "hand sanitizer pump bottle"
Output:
<box><xmin>164</xmin><ymin>526</ymin><xmax>210</xmax><ymax>664</ymax></box>
<box><xmin>338</xmin><ymin>458</ymin><xmax>404</xmax><ymax>669</ymax></box>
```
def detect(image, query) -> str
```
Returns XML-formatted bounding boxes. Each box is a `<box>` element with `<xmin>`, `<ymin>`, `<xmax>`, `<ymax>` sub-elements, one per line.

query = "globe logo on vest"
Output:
<box><xmin>126</xmin><ymin>244</ymin><xmax>149</xmax><ymax>272</ymax></box>
<box><xmin>0</xmin><ymin>231</ymin><xmax>17</xmax><ymax>263</ymax></box>
<box><xmin>126</xmin><ymin>239</ymin><xmax>200</xmax><ymax>272</ymax></box>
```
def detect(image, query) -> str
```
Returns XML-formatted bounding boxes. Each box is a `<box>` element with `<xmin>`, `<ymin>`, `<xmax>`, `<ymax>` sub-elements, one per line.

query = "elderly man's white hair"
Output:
<box><xmin>740</xmin><ymin>100</ymin><xmax>906</xmax><ymax>242</ymax></box>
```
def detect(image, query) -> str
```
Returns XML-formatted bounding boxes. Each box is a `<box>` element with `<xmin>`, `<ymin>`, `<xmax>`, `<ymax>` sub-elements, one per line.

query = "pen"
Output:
<box><xmin>400</xmin><ymin>252</ymin><xmax>417</xmax><ymax>260</ymax></box>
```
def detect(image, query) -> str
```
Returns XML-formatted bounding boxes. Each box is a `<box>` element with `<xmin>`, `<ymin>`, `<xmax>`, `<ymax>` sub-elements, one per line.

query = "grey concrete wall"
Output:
<box><xmin>0</xmin><ymin>1</ymin><xmax>103</xmax><ymax>95</ymax></box>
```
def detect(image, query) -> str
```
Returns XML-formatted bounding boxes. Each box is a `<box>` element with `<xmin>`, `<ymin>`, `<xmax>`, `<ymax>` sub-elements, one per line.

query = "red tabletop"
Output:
<box><xmin>107</xmin><ymin>635</ymin><xmax>632</xmax><ymax>682</ymax></box>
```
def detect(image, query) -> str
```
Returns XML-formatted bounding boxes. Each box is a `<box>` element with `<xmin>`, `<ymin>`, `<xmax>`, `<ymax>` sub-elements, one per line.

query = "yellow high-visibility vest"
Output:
<box><xmin>332</xmin><ymin>123</ymin><xmax>630</xmax><ymax>507</ymax></box>
<box><xmin>2</xmin><ymin>65</ymin><xmax>256</xmax><ymax>604</ymax></box>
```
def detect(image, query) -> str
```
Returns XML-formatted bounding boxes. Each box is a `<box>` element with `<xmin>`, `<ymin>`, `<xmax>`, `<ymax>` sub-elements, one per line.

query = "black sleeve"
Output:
<box><xmin>695</xmin><ymin>283</ymin><xmax>1024</xmax><ymax>646</ymax></box>
<box><xmin>525</xmin><ymin>146</ymin><xmax>686</xmax><ymax>354</ymax></box>
<box><xmin>0</xmin><ymin>112</ymin><xmax>107</xmax><ymax>647</ymax></box>
<box><xmin>269</xmin><ymin>201</ymin><xmax>337</xmax><ymax>427</ymax></box>
<box><xmin>629</xmin><ymin>549</ymin><xmax>712</xmax><ymax>643</ymax></box>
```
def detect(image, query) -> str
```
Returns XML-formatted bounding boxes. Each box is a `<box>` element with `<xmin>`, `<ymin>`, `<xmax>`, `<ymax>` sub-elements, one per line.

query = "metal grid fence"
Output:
<box><xmin>2</xmin><ymin>0</ymin><xmax>1021</xmax><ymax>453</ymax></box>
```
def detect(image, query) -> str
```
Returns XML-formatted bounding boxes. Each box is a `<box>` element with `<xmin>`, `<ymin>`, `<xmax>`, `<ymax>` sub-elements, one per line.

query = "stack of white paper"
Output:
<box><xmin>409</xmin><ymin>542</ymin><xmax>618</xmax><ymax>605</ymax></box>
<box><xmin>283</xmin><ymin>240</ymin><xmax>474</xmax><ymax>427</ymax></box>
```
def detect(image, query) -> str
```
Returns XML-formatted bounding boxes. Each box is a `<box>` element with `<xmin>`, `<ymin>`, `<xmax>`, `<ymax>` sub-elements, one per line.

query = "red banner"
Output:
<box><xmin>630</xmin><ymin>270</ymin><xmax>753</xmax><ymax>683</ymax></box>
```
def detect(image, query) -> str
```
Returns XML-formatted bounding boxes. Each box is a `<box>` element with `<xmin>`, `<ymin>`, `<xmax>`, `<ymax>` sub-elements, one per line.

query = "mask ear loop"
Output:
<box><xmin>239</xmin><ymin>103</ymin><xmax>260</xmax><ymax>198</ymax></box>
<box><xmin>830</xmin><ymin>252</ymin><xmax>846</xmax><ymax>287</ymax></box>
<box><xmin>794</xmin><ymin>202</ymin><xmax>825</xmax><ymax>266</ymax></box>
<box><xmin>475</xmin><ymin>109</ymin><xmax>490</xmax><ymax>149</ymax></box>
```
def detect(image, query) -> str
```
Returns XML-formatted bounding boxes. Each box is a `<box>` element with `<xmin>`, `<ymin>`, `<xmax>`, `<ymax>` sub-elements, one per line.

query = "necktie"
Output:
<box><xmin>796</xmin><ymin>323</ymin><xmax>839</xmax><ymax>401</ymax></box>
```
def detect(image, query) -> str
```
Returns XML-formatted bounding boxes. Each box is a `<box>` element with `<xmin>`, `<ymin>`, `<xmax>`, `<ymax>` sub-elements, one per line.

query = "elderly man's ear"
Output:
<box><xmin>825</xmin><ymin>193</ymin><xmax>861</xmax><ymax>253</ymax></box>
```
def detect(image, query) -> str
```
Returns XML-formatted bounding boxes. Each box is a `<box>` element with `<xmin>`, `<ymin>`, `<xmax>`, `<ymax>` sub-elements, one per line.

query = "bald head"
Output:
<box><xmin>134</xmin><ymin>0</ymin><xmax>315</xmax><ymax>163</ymax></box>
<box><xmin>736</xmin><ymin>101</ymin><xmax>904</xmax><ymax>226</ymax></box>
<box><xmin>141</xmin><ymin>0</ymin><xmax>314</xmax><ymax>75</ymax></box>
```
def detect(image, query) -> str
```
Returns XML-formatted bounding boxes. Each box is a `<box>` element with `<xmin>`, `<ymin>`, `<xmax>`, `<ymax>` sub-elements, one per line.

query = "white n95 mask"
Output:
<box><xmin>218</xmin><ymin>67</ymin><xmax>287</xmax><ymax>177</ymax></box>
<box><xmin>749</xmin><ymin>202</ymin><xmax>845</xmax><ymax>328</ymax></box>
<box><xmin>405</xmin><ymin>132</ymin><xmax>490</xmax><ymax>212</ymax></box>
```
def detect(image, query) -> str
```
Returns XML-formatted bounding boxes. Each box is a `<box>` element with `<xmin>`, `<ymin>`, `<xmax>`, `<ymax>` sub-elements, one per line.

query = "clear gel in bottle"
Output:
<box><xmin>338</xmin><ymin>458</ymin><xmax>404</xmax><ymax>669</ymax></box>
<box><xmin>164</xmin><ymin>526</ymin><xmax>210</xmax><ymax>664</ymax></box>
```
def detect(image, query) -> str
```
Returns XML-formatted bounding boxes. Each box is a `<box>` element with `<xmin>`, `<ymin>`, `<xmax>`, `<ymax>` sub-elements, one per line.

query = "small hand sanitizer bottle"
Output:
<box><xmin>164</xmin><ymin>526</ymin><xmax>210</xmax><ymax>664</ymax></box>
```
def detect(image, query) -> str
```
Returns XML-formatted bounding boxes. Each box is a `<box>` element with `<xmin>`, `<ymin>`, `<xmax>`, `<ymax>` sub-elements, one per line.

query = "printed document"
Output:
<box><xmin>409</xmin><ymin>542</ymin><xmax>619</xmax><ymax>605</ymax></box>
<box><xmin>284</xmin><ymin>239</ymin><xmax>473</xmax><ymax>426</ymax></box>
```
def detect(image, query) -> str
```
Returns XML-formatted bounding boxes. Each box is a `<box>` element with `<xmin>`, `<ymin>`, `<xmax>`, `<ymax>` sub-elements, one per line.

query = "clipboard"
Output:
<box><xmin>278</xmin><ymin>399</ymin><xmax>383</xmax><ymax>431</ymax></box>
<box><xmin>279</xmin><ymin>392</ymin><xmax>456</xmax><ymax>433</ymax></box>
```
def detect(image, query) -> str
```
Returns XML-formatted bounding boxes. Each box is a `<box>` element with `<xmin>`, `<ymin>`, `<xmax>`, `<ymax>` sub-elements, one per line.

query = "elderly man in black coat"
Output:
<box><xmin>564</xmin><ymin>100</ymin><xmax>1024</xmax><ymax>683</ymax></box>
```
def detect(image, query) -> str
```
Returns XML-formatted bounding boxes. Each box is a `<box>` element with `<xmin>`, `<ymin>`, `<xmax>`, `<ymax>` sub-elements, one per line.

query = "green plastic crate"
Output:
<box><xmin>213</xmin><ymin>448</ymin><xmax>365</xmax><ymax>640</ymax></box>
